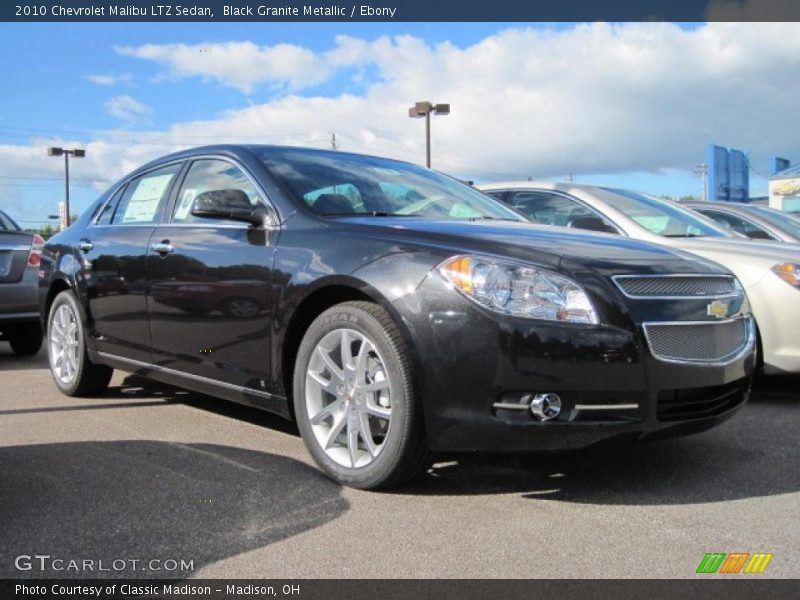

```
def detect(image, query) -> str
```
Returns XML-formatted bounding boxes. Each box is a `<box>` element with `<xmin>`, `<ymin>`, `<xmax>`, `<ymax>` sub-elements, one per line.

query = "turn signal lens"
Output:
<box><xmin>771</xmin><ymin>263</ymin><xmax>800</xmax><ymax>288</ymax></box>
<box><xmin>437</xmin><ymin>255</ymin><xmax>599</xmax><ymax>324</ymax></box>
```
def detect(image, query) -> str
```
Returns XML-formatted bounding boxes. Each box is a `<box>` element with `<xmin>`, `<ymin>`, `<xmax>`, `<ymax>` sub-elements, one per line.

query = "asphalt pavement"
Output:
<box><xmin>1</xmin><ymin>344</ymin><xmax>798</xmax><ymax>579</ymax></box>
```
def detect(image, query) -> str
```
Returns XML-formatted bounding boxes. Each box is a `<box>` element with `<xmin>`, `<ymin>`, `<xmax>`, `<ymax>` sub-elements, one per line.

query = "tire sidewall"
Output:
<box><xmin>47</xmin><ymin>291</ymin><xmax>88</xmax><ymax>395</ymax></box>
<box><xmin>293</xmin><ymin>305</ymin><xmax>412</xmax><ymax>488</ymax></box>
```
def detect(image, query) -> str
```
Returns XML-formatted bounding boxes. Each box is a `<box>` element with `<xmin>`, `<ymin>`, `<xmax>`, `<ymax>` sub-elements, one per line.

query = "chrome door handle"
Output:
<box><xmin>79</xmin><ymin>240</ymin><xmax>93</xmax><ymax>252</ymax></box>
<box><xmin>151</xmin><ymin>241</ymin><xmax>175</xmax><ymax>255</ymax></box>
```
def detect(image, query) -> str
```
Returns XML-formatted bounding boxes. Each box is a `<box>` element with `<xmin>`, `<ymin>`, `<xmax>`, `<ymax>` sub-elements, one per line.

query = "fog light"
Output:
<box><xmin>526</xmin><ymin>393</ymin><xmax>562</xmax><ymax>421</ymax></box>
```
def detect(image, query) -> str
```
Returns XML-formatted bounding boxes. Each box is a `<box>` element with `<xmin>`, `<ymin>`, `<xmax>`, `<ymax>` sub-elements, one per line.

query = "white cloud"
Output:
<box><xmin>105</xmin><ymin>95</ymin><xmax>153</xmax><ymax>124</ymax></box>
<box><xmin>85</xmin><ymin>73</ymin><xmax>133</xmax><ymax>86</ymax></box>
<box><xmin>7</xmin><ymin>22</ymin><xmax>800</xmax><ymax>223</ymax></box>
<box><xmin>115</xmin><ymin>41</ymin><xmax>328</xmax><ymax>93</ymax></box>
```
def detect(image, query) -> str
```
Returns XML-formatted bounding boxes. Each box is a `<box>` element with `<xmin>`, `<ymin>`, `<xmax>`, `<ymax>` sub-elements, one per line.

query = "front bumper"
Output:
<box><xmin>399</xmin><ymin>277</ymin><xmax>756</xmax><ymax>453</ymax></box>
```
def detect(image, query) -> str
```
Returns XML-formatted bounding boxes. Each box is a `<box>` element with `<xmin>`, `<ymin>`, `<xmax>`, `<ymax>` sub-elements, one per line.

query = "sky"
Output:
<box><xmin>1</xmin><ymin>21</ymin><xmax>799</xmax><ymax>227</ymax></box>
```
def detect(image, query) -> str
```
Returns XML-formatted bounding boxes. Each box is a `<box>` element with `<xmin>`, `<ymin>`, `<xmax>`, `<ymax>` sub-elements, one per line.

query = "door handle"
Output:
<box><xmin>151</xmin><ymin>241</ymin><xmax>175</xmax><ymax>255</ymax></box>
<box><xmin>79</xmin><ymin>240</ymin><xmax>93</xmax><ymax>253</ymax></box>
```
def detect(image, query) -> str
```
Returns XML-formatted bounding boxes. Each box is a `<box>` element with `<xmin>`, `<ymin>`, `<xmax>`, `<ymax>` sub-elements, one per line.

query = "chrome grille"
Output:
<box><xmin>614</xmin><ymin>275</ymin><xmax>736</xmax><ymax>298</ymax></box>
<box><xmin>643</xmin><ymin>318</ymin><xmax>751</xmax><ymax>364</ymax></box>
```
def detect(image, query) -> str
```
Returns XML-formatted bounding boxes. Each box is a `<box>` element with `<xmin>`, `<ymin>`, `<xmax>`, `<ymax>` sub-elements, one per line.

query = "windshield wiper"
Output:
<box><xmin>469</xmin><ymin>216</ymin><xmax>521</xmax><ymax>222</ymax></box>
<box><xmin>662</xmin><ymin>233</ymin><xmax>708</xmax><ymax>238</ymax></box>
<box><xmin>321</xmin><ymin>211</ymin><xmax>422</xmax><ymax>217</ymax></box>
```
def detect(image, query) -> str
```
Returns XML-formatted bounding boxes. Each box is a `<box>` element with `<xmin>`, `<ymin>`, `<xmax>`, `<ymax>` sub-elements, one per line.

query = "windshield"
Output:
<box><xmin>746</xmin><ymin>205</ymin><xmax>800</xmax><ymax>238</ymax></box>
<box><xmin>259</xmin><ymin>148</ymin><xmax>524</xmax><ymax>221</ymax></box>
<box><xmin>594</xmin><ymin>188</ymin><xmax>731</xmax><ymax>238</ymax></box>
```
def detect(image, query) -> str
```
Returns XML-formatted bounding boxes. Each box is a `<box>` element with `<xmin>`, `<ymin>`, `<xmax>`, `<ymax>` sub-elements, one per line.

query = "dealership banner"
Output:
<box><xmin>4</xmin><ymin>0</ymin><xmax>800</xmax><ymax>22</ymax></box>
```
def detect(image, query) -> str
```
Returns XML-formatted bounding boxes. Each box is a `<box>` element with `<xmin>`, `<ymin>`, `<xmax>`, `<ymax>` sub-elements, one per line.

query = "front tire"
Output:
<box><xmin>293</xmin><ymin>301</ymin><xmax>430</xmax><ymax>489</ymax></box>
<box><xmin>9</xmin><ymin>323</ymin><xmax>43</xmax><ymax>356</ymax></box>
<box><xmin>47</xmin><ymin>291</ymin><xmax>113</xmax><ymax>396</ymax></box>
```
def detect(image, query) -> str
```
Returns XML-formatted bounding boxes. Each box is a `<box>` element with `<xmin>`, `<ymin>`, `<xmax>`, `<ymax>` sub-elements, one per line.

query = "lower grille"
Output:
<box><xmin>657</xmin><ymin>381</ymin><xmax>749</xmax><ymax>421</ymax></box>
<box><xmin>643</xmin><ymin>318</ymin><xmax>751</xmax><ymax>364</ymax></box>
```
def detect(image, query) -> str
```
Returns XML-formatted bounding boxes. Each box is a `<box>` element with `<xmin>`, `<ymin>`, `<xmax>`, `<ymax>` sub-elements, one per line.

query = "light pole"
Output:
<box><xmin>47</xmin><ymin>147</ymin><xmax>85</xmax><ymax>226</ymax></box>
<box><xmin>408</xmin><ymin>101</ymin><xmax>450</xmax><ymax>168</ymax></box>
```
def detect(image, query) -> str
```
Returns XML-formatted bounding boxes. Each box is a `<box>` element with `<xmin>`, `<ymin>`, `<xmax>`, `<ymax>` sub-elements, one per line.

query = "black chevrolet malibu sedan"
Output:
<box><xmin>39</xmin><ymin>145</ymin><xmax>755</xmax><ymax>488</ymax></box>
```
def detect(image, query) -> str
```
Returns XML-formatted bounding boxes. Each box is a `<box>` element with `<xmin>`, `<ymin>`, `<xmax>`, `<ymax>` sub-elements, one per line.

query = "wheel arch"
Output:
<box><xmin>279</xmin><ymin>279</ymin><xmax>424</xmax><ymax>420</ymax></box>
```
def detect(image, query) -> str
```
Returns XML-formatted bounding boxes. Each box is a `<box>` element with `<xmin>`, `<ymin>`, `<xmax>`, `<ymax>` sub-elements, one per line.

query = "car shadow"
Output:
<box><xmin>0</xmin><ymin>440</ymin><xmax>348</xmax><ymax>579</ymax></box>
<box><xmin>0</xmin><ymin>344</ymin><xmax>48</xmax><ymax>371</ymax></box>
<box><xmin>117</xmin><ymin>374</ymin><xmax>301</xmax><ymax>437</ymax></box>
<box><xmin>398</xmin><ymin>379</ymin><xmax>800</xmax><ymax>504</ymax></box>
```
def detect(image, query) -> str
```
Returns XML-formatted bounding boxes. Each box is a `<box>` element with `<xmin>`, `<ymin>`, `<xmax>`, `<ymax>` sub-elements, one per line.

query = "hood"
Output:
<box><xmin>665</xmin><ymin>237</ymin><xmax>800</xmax><ymax>286</ymax></box>
<box><xmin>334</xmin><ymin>217</ymin><xmax>729</xmax><ymax>277</ymax></box>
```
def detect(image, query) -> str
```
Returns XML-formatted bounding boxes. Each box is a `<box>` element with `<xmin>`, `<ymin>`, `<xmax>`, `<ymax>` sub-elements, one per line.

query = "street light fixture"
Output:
<box><xmin>47</xmin><ymin>146</ymin><xmax>85</xmax><ymax>227</ymax></box>
<box><xmin>408</xmin><ymin>101</ymin><xmax>450</xmax><ymax>168</ymax></box>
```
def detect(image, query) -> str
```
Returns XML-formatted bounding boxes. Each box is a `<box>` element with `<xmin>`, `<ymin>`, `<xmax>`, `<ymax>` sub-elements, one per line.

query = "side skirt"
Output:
<box><xmin>90</xmin><ymin>349</ymin><xmax>292</xmax><ymax>419</ymax></box>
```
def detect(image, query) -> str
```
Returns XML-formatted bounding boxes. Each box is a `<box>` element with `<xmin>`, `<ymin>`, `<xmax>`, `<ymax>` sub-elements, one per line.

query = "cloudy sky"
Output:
<box><xmin>1</xmin><ymin>21</ymin><xmax>799</xmax><ymax>227</ymax></box>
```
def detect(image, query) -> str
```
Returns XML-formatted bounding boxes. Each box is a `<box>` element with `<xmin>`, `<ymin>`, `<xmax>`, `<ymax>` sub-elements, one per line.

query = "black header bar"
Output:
<box><xmin>3</xmin><ymin>0</ymin><xmax>800</xmax><ymax>23</ymax></box>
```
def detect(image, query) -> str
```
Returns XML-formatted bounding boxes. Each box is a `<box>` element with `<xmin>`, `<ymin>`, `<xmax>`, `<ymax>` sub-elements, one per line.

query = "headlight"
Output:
<box><xmin>771</xmin><ymin>263</ymin><xmax>800</xmax><ymax>288</ymax></box>
<box><xmin>438</xmin><ymin>255</ymin><xmax>599</xmax><ymax>324</ymax></box>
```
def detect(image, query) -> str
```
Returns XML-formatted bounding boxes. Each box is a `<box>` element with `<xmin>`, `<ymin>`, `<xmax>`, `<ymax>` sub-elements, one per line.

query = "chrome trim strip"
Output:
<box><xmin>90</xmin><ymin>154</ymin><xmax>281</xmax><ymax>229</ymax></box>
<box><xmin>492</xmin><ymin>402</ymin><xmax>530</xmax><ymax>411</ymax></box>
<box><xmin>0</xmin><ymin>244</ymin><xmax>31</xmax><ymax>251</ymax></box>
<box><xmin>641</xmin><ymin>315</ymin><xmax>755</xmax><ymax>366</ymax></box>
<box><xmin>574</xmin><ymin>403</ymin><xmax>639</xmax><ymax>411</ymax></box>
<box><xmin>612</xmin><ymin>274</ymin><xmax>740</xmax><ymax>300</ymax></box>
<box><xmin>96</xmin><ymin>351</ymin><xmax>276</xmax><ymax>399</ymax></box>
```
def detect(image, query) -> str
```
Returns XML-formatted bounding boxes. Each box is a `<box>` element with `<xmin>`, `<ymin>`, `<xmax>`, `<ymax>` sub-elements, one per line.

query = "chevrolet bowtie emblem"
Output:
<box><xmin>707</xmin><ymin>300</ymin><xmax>729</xmax><ymax>319</ymax></box>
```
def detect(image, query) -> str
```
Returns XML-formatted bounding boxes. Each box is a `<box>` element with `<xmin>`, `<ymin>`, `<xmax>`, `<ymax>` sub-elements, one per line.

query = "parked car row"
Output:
<box><xmin>478</xmin><ymin>182</ymin><xmax>800</xmax><ymax>375</ymax></box>
<box><xmin>0</xmin><ymin>208</ymin><xmax>44</xmax><ymax>355</ymax></box>
<box><xmin>17</xmin><ymin>145</ymin><xmax>795</xmax><ymax>489</ymax></box>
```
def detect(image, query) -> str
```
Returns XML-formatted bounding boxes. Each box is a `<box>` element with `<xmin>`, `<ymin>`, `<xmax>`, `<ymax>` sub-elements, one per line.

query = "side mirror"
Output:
<box><xmin>567</xmin><ymin>216</ymin><xmax>617</xmax><ymax>234</ymax></box>
<box><xmin>190</xmin><ymin>189</ymin><xmax>268</xmax><ymax>227</ymax></box>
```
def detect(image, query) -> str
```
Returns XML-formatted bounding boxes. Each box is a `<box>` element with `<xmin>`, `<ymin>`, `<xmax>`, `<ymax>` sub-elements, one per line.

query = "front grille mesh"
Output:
<box><xmin>644</xmin><ymin>319</ymin><xmax>748</xmax><ymax>363</ymax></box>
<box><xmin>615</xmin><ymin>276</ymin><xmax>736</xmax><ymax>297</ymax></box>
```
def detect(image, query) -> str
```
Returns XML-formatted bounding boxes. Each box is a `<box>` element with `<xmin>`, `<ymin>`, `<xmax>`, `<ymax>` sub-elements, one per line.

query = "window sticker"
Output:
<box><xmin>122</xmin><ymin>174</ymin><xmax>174</xmax><ymax>223</ymax></box>
<box><xmin>174</xmin><ymin>189</ymin><xmax>197</xmax><ymax>221</ymax></box>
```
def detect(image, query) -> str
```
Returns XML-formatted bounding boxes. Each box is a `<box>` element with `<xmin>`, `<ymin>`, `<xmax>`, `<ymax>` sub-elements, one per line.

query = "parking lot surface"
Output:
<box><xmin>1</xmin><ymin>345</ymin><xmax>798</xmax><ymax>579</ymax></box>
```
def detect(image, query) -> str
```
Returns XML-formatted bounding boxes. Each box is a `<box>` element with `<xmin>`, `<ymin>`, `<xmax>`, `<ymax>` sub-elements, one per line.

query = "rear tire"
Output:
<box><xmin>293</xmin><ymin>301</ymin><xmax>430</xmax><ymax>489</ymax></box>
<box><xmin>9</xmin><ymin>323</ymin><xmax>43</xmax><ymax>356</ymax></box>
<box><xmin>47</xmin><ymin>291</ymin><xmax>113</xmax><ymax>397</ymax></box>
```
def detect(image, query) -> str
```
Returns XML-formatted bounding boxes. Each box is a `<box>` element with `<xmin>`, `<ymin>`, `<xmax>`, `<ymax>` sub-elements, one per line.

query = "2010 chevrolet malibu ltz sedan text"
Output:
<box><xmin>39</xmin><ymin>146</ymin><xmax>756</xmax><ymax>489</ymax></box>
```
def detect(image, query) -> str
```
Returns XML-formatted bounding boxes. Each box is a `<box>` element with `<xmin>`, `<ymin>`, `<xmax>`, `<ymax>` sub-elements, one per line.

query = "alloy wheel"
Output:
<box><xmin>49</xmin><ymin>303</ymin><xmax>81</xmax><ymax>385</ymax></box>
<box><xmin>305</xmin><ymin>328</ymin><xmax>392</xmax><ymax>468</ymax></box>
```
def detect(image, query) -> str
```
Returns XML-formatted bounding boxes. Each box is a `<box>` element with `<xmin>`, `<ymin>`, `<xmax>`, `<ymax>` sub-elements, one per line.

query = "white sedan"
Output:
<box><xmin>479</xmin><ymin>182</ymin><xmax>800</xmax><ymax>375</ymax></box>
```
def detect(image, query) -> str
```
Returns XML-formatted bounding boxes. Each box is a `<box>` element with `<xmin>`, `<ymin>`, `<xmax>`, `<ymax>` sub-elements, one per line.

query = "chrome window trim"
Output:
<box><xmin>89</xmin><ymin>154</ymin><xmax>281</xmax><ymax>230</ymax></box>
<box><xmin>96</xmin><ymin>351</ymin><xmax>278</xmax><ymax>400</ymax></box>
<box><xmin>641</xmin><ymin>315</ymin><xmax>755</xmax><ymax>366</ymax></box>
<box><xmin>611</xmin><ymin>273</ymin><xmax>741</xmax><ymax>300</ymax></box>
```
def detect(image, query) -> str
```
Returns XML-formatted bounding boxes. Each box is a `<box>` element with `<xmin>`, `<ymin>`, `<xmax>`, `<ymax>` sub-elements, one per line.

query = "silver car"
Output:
<box><xmin>479</xmin><ymin>182</ymin><xmax>800</xmax><ymax>375</ymax></box>
<box><xmin>0</xmin><ymin>209</ymin><xmax>44</xmax><ymax>355</ymax></box>
<box><xmin>686</xmin><ymin>202</ymin><xmax>800</xmax><ymax>243</ymax></box>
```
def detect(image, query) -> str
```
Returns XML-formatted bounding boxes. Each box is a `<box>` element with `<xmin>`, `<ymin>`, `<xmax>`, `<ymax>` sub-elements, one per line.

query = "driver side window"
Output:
<box><xmin>701</xmin><ymin>210</ymin><xmax>776</xmax><ymax>240</ymax></box>
<box><xmin>509</xmin><ymin>191</ymin><xmax>615</xmax><ymax>231</ymax></box>
<box><xmin>172</xmin><ymin>159</ymin><xmax>263</xmax><ymax>225</ymax></box>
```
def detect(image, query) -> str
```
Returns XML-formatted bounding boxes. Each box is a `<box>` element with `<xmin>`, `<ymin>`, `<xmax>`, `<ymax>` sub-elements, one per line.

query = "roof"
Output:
<box><xmin>772</xmin><ymin>163</ymin><xmax>800</xmax><ymax>179</ymax></box>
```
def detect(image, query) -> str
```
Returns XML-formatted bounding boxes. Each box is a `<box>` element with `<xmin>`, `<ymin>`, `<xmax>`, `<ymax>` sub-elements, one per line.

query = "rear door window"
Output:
<box><xmin>112</xmin><ymin>163</ymin><xmax>182</xmax><ymax>225</ymax></box>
